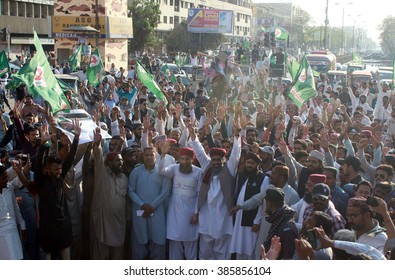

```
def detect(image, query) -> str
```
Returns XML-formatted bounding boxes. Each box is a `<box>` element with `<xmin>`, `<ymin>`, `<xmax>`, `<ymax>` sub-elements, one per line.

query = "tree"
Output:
<box><xmin>164</xmin><ymin>21</ymin><xmax>224</xmax><ymax>53</ymax></box>
<box><xmin>378</xmin><ymin>16</ymin><xmax>395</xmax><ymax>57</ymax></box>
<box><xmin>128</xmin><ymin>0</ymin><xmax>161</xmax><ymax>52</ymax></box>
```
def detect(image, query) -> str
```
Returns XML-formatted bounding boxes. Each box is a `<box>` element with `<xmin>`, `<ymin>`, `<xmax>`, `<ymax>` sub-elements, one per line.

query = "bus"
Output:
<box><xmin>306</xmin><ymin>51</ymin><xmax>337</xmax><ymax>73</ymax></box>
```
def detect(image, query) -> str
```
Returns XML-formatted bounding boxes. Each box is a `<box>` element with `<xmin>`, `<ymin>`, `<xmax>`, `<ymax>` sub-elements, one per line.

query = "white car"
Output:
<box><xmin>56</xmin><ymin>109</ymin><xmax>111</xmax><ymax>144</ymax></box>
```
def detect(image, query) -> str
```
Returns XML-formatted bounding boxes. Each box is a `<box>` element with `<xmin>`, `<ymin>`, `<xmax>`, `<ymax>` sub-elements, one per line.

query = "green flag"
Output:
<box><xmin>175</xmin><ymin>52</ymin><xmax>181</xmax><ymax>66</ymax></box>
<box><xmin>136</xmin><ymin>60</ymin><xmax>167</xmax><ymax>104</ymax></box>
<box><xmin>0</xmin><ymin>50</ymin><xmax>10</xmax><ymax>77</ymax></box>
<box><xmin>87</xmin><ymin>48</ymin><xmax>105</xmax><ymax>87</ymax></box>
<box><xmin>275</xmin><ymin>27</ymin><xmax>289</xmax><ymax>40</ymax></box>
<box><xmin>182</xmin><ymin>54</ymin><xmax>189</xmax><ymax>66</ymax></box>
<box><xmin>5</xmin><ymin>76</ymin><xmax>22</xmax><ymax>90</ymax></box>
<box><xmin>160</xmin><ymin>63</ymin><xmax>177</xmax><ymax>84</ymax></box>
<box><xmin>12</xmin><ymin>31</ymin><xmax>69</xmax><ymax>114</ymax></box>
<box><xmin>289</xmin><ymin>60</ymin><xmax>300</xmax><ymax>80</ymax></box>
<box><xmin>289</xmin><ymin>56</ymin><xmax>317</xmax><ymax>108</ymax></box>
<box><xmin>69</xmin><ymin>44</ymin><xmax>82</xmax><ymax>71</ymax></box>
<box><xmin>352</xmin><ymin>52</ymin><xmax>362</xmax><ymax>64</ymax></box>
<box><xmin>392</xmin><ymin>56</ymin><xmax>395</xmax><ymax>83</ymax></box>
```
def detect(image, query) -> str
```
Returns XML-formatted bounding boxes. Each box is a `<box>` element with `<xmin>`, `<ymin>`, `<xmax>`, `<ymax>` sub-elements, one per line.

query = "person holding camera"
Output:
<box><xmin>347</xmin><ymin>197</ymin><xmax>387</xmax><ymax>253</ymax></box>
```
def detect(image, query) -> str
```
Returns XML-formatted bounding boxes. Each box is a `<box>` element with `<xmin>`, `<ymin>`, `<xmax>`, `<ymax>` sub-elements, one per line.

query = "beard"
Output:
<box><xmin>303</xmin><ymin>192</ymin><xmax>313</xmax><ymax>203</ymax></box>
<box><xmin>179</xmin><ymin>164</ymin><xmax>193</xmax><ymax>174</ymax></box>
<box><xmin>245</xmin><ymin>168</ymin><xmax>257</xmax><ymax>177</ymax></box>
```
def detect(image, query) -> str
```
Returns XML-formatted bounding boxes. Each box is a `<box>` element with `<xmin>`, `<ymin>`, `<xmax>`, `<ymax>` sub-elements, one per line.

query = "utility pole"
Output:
<box><xmin>323</xmin><ymin>0</ymin><xmax>329</xmax><ymax>49</ymax></box>
<box><xmin>95</xmin><ymin>0</ymin><xmax>99</xmax><ymax>47</ymax></box>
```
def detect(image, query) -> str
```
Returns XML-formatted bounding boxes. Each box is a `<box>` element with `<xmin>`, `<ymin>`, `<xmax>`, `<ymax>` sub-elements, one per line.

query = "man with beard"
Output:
<box><xmin>91</xmin><ymin>127</ymin><xmax>129</xmax><ymax>259</ymax></box>
<box><xmin>280</xmin><ymin>140</ymin><xmax>325</xmax><ymax>198</ymax></box>
<box><xmin>188</xmin><ymin>124</ymin><xmax>241</xmax><ymax>260</ymax></box>
<box><xmin>121</xmin><ymin>146</ymin><xmax>142</xmax><ymax>176</ymax></box>
<box><xmin>158</xmin><ymin>145</ymin><xmax>202</xmax><ymax>260</ymax></box>
<box><xmin>302</xmin><ymin>183</ymin><xmax>346</xmax><ymax>235</ymax></box>
<box><xmin>33</xmin><ymin>122</ymin><xmax>81</xmax><ymax>260</ymax></box>
<box><xmin>292</xmin><ymin>174</ymin><xmax>327</xmax><ymax>231</ymax></box>
<box><xmin>230</xmin><ymin>163</ymin><xmax>299</xmax><ymax>258</ymax></box>
<box><xmin>229</xmin><ymin>152</ymin><xmax>265</xmax><ymax>260</ymax></box>
<box><xmin>128</xmin><ymin>146</ymin><xmax>171</xmax><ymax>260</ymax></box>
<box><xmin>246</xmin><ymin>128</ymin><xmax>258</xmax><ymax>145</ymax></box>
<box><xmin>347</xmin><ymin>197</ymin><xmax>387</xmax><ymax>253</ymax></box>
<box><xmin>263</xmin><ymin>188</ymin><xmax>298</xmax><ymax>259</ymax></box>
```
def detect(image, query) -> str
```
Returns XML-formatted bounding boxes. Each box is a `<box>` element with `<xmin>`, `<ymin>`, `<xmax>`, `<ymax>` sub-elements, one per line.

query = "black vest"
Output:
<box><xmin>236</xmin><ymin>171</ymin><xmax>266</xmax><ymax>227</ymax></box>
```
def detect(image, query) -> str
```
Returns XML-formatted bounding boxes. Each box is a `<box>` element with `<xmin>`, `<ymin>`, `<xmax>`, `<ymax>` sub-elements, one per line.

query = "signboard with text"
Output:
<box><xmin>52</xmin><ymin>16</ymin><xmax>107</xmax><ymax>38</ymax></box>
<box><xmin>187</xmin><ymin>9</ymin><xmax>233</xmax><ymax>34</ymax></box>
<box><xmin>106</xmin><ymin>17</ymin><xmax>134</xmax><ymax>39</ymax></box>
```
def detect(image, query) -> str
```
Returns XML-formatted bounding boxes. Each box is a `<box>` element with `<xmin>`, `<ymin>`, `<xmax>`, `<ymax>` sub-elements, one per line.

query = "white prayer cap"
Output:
<box><xmin>309</xmin><ymin>150</ymin><xmax>325</xmax><ymax>162</ymax></box>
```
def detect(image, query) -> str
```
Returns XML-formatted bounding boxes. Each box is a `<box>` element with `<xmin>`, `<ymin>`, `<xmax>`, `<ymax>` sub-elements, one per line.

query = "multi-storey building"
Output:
<box><xmin>0</xmin><ymin>0</ymin><xmax>54</xmax><ymax>59</ymax></box>
<box><xmin>155</xmin><ymin>0</ymin><xmax>252</xmax><ymax>43</ymax></box>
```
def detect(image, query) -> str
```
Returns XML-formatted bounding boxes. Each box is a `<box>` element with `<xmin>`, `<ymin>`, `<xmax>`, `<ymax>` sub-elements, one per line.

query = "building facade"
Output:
<box><xmin>0</xmin><ymin>0</ymin><xmax>54</xmax><ymax>60</ymax></box>
<box><xmin>155</xmin><ymin>0</ymin><xmax>252</xmax><ymax>43</ymax></box>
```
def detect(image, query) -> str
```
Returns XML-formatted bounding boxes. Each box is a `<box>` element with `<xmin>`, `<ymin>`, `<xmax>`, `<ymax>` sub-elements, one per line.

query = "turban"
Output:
<box><xmin>209</xmin><ymin>148</ymin><xmax>227</xmax><ymax>158</ymax></box>
<box><xmin>179</xmin><ymin>147</ymin><xmax>195</xmax><ymax>158</ymax></box>
<box><xmin>309</xmin><ymin>174</ymin><xmax>326</xmax><ymax>185</ymax></box>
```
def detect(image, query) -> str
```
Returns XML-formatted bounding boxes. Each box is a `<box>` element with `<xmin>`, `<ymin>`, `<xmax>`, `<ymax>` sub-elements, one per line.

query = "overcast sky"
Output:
<box><xmin>252</xmin><ymin>0</ymin><xmax>390</xmax><ymax>44</ymax></box>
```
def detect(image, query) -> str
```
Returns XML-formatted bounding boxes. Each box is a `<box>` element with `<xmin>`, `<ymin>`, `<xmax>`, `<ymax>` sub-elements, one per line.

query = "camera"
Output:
<box><xmin>366</xmin><ymin>196</ymin><xmax>379</xmax><ymax>207</ymax></box>
<box><xmin>306</xmin><ymin>229</ymin><xmax>321</xmax><ymax>250</ymax></box>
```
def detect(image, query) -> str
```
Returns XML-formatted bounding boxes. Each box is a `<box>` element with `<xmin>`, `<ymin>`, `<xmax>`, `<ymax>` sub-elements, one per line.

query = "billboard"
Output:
<box><xmin>187</xmin><ymin>9</ymin><xmax>233</xmax><ymax>34</ymax></box>
<box><xmin>106</xmin><ymin>17</ymin><xmax>134</xmax><ymax>39</ymax></box>
<box><xmin>51</xmin><ymin>16</ymin><xmax>107</xmax><ymax>38</ymax></box>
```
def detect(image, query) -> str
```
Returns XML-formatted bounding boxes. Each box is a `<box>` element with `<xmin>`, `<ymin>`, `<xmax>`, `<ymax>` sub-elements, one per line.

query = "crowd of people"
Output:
<box><xmin>0</xmin><ymin>49</ymin><xmax>395</xmax><ymax>261</ymax></box>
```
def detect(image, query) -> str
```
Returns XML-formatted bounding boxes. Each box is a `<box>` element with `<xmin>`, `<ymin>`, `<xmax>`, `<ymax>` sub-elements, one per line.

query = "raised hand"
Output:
<box><xmin>357</xmin><ymin>138</ymin><xmax>369</xmax><ymax>150</ymax></box>
<box><xmin>175</xmin><ymin>103</ymin><xmax>182</xmax><ymax>120</ymax></box>
<box><xmin>40</xmin><ymin>124</ymin><xmax>51</xmax><ymax>144</ymax></box>
<box><xmin>72</xmin><ymin>119</ymin><xmax>82</xmax><ymax>137</ymax></box>
<box><xmin>143</xmin><ymin>115</ymin><xmax>151</xmax><ymax>132</ymax></box>
<box><xmin>279</xmin><ymin>138</ymin><xmax>288</xmax><ymax>155</ymax></box>
<box><xmin>93</xmin><ymin>127</ymin><xmax>102</xmax><ymax>143</ymax></box>
<box><xmin>188</xmin><ymin>98</ymin><xmax>196</xmax><ymax>110</ymax></box>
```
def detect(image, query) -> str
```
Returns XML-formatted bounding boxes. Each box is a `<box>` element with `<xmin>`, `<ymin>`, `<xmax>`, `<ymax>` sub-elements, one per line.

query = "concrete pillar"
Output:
<box><xmin>52</xmin><ymin>0</ymin><xmax>132</xmax><ymax>71</ymax></box>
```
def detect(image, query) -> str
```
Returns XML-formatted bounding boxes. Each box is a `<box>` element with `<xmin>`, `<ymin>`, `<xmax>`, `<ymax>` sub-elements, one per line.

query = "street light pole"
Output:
<box><xmin>323</xmin><ymin>0</ymin><xmax>329</xmax><ymax>49</ymax></box>
<box><xmin>341</xmin><ymin>6</ymin><xmax>344</xmax><ymax>54</ymax></box>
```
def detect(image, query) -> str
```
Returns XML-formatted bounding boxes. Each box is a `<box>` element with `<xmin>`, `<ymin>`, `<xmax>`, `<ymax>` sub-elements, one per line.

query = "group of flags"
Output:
<box><xmin>0</xmin><ymin>31</ymin><xmax>169</xmax><ymax>114</ymax></box>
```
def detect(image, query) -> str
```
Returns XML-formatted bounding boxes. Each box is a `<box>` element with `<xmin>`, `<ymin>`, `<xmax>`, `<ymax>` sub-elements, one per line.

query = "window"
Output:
<box><xmin>174</xmin><ymin>16</ymin><xmax>179</xmax><ymax>25</ymax></box>
<box><xmin>48</xmin><ymin>5</ymin><xmax>54</xmax><ymax>16</ymax></box>
<box><xmin>18</xmin><ymin>2</ymin><xmax>24</xmax><ymax>16</ymax></box>
<box><xmin>237</xmin><ymin>13</ymin><xmax>240</xmax><ymax>22</ymax></box>
<box><xmin>41</xmin><ymin>5</ymin><xmax>48</xmax><ymax>18</ymax></box>
<box><xmin>181</xmin><ymin>1</ymin><xmax>183</xmax><ymax>8</ymax></box>
<box><xmin>190</xmin><ymin>3</ymin><xmax>193</xmax><ymax>8</ymax></box>
<box><xmin>170</xmin><ymin>0</ymin><xmax>173</xmax><ymax>6</ymax></box>
<box><xmin>170</xmin><ymin>17</ymin><xmax>173</xmax><ymax>24</ymax></box>
<box><xmin>34</xmin><ymin>3</ymin><xmax>40</xmax><ymax>18</ymax></box>
<box><xmin>9</xmin><ymin>0</ymin><xmax>16</xmax><ymax>16</ymax></box>
<box><xmin>163</xmin><ymin>16</ymin><xmax>167</xmax><ymax>23</ymax></box>
<box><xmin>245</xmin><ymin>15</ymin><xmax>248</xmax><ymax>24</ymax></box>
<box><xmin>0</xmin><ymin>0</ymin><xmax>8</xmax><ymax>16</ymax></box>
<box><xmin>26</xmin><ymin>3</ymin><xmax>33</xmax><ymax>17</ymax></box>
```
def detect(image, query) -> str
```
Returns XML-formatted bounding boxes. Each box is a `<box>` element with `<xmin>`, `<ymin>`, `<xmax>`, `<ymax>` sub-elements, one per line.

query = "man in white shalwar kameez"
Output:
<box><xmin>0</xmin><ymin>166</ymin><xmax>25</xmax><ymax>260</ymax></box>
<box><xmin>232</xmin><ymin>164</ymin><xmax>301</xmax><ymax>258</ymax></box>
<box><xmin>188</xmin><ymin>125</ymin><xmax>241</xmax><ymax>260</ymax></box>
<box><xmin>229</xmin><ymin>152</ymin><xmax>266</xmax><ymax>259</ymax></box>
<box><xmin>158</xmin><ymin>144</ymin><xmax>202</xmax><ymax>260</ymax></box>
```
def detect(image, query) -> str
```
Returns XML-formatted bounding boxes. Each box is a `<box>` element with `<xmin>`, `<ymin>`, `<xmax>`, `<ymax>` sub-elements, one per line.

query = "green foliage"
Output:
<box><xmin>164</xmin><ymin>21</ymin><xmax>225</xmax><ymax>52</ymax></box>
<box><xmin>379</xmin><ymin>16</ymin><xmax>395</xmax><ymax>57</ymax></box>
<box><xmin>128</xmin><ymin>0</ymin><xmax>161</xmax><ymax>52</ymax></box>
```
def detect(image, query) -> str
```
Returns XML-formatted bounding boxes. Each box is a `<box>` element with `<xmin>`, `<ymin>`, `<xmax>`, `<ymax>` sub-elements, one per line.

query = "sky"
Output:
<box><xmin>252</xmin><ymin>0</ymin><xmax>391</xmax><ymax>44</ymax></box>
